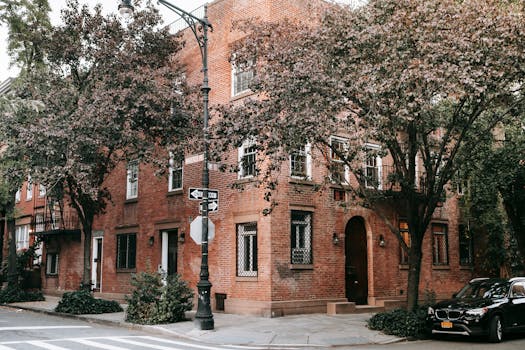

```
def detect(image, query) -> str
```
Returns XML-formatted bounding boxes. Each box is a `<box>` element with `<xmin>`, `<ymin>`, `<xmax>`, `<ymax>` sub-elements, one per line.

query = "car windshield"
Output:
<box><xmin>456</xmin><ymin>281</ymin><xmax>510</xmax><ymax>299</ymax></box>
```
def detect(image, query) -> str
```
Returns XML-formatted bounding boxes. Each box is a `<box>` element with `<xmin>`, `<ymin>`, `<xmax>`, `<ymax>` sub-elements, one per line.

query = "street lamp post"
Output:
<box><xmin>118</xmin><ymin>0</ymin><xmax>214</xmax><ymax>330</ymax></box>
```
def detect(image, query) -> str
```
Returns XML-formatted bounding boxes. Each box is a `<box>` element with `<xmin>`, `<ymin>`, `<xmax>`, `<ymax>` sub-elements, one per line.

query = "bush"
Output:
<box><xmin>368</xmin><ymin>307</ymin><xmax>428</xmax><ymax>338</ymax></box>
<box><xmin>55</xmin><ymin>289</ymin><xmax>123</xmax><ymax>314</ymax></box>
<box><xmin>0</xmin><ymin>285</ymin><xmax>44</xmax><ymax>304</ymax></box>
<box><xmin>125</xmin><ymin>272</ymin><xmax>193</xmax><ymax>325</ymax></box>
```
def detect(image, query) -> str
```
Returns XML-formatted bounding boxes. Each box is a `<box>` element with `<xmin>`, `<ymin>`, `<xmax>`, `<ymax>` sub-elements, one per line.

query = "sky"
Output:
<box><xmin>0</xmin><ymin>0</ymin><xmax>359</xmax><ymax>80</ymax></box>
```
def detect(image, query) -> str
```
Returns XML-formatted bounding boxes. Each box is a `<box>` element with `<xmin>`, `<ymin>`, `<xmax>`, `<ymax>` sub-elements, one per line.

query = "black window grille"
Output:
<box><xmin>291</xmin><ymin>211</ymin><xmax>312</xmax><ymax>264</ymax></box>
<box><xmin>241</xmin><ymin>144</ymin><xmax>256</xmax><ymax>178</ymax></box>
<box><xmin>237</xmin><ymin>223</ymin><xmax>257</xmax><ymax>276</ymax></box>
<box><xmin>291</xmin><ymin>148</ymin><xmax>307</xmax><ymax>178</ymax></box>
<box><xmin>432</xmin><ymin>224</ymin><xmax>449</xmax><ymax>265</ymax></box>
<box><xmin>459</xmin><ymin>224</ymin><xmax>473</xmax><ymax>266</ymax></box>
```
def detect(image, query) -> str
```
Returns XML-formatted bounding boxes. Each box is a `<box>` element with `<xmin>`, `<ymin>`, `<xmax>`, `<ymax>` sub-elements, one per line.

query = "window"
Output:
<box><xmin>38</xmin><ymin>184</ymin><xmax>46</xmax><ymax>198</ymax></box>
<box><xmin>330</xmin><ymin>137</ymin><xmax>349</xmax><ymax>184</ymax></box>
<box><xmin>15</xmin><ymin>188</ymin><xmax>21</xmax><ymax>202</ymax></box>
<box><xmin>15</xmin><ymin>225</ymin><xmax>30</xmax><ymax>250</ymax></box>
<box><xmin>290</xmin><ymin>144</ymin><xmax>312</xmax><ymax>179</ymax></box>
<box><xmin>291</xmin><ymin>211</ymin><xmax>313</xmax><ymax>264</ymax></box>
<box><xmin>459</xmin><ymin>224</ymin><xmax>473</xmax><ymax>266</ymax></box>
<box><xmin>237</xmin><ymin>223</ymin><xmax>257</xmax><ymax>277</ymax></box>
<box><xmin>232</xmin><ymin>59</ymin><xmax>254</xmax><ymax>96</ymax></box>
<box><xmin>364</xmin><ymin>144</ymin><xmax>382</xmax><ymax>189</ymax></box>
<box><xmin>399</xmin><ymin>220</ymin><xmax>410</xmax><ymax>265</ymax></box>
<box><xmin>126</xmin><ymin>161</ymin><xmax>139</xmax><ymax>199</ymax></box>
<box><xmin>168</xmin><ymin>159</ymin><xmax>183</xmax><ymax>192</ymax></box>
<box><xmin>26</xmin><ymin>177</ymin><xmax>33</xmax><ymax>201</ymax></box>
<box><xmin>432</xmin><ymin>224</ymin><xmax>449</xmax><ymax>265</ymax></box>
<box><xmin>46</xmin><ymin>253</ymin><xmax>59</xmax><ymax>275</ymax></box>
<box><xmin>116</xmin><ymin>234</ymin><xmax>136</xmax><ymax>269</ymax></box>
<box><xmin>35</xmin><ymin>213</ymin><xmax>44</xmax><ymax>232</ymax></box>
<box><xmin>238</xmin><ymin>140</ymin><xmax>256</xmax><ymax>179</ymax></box>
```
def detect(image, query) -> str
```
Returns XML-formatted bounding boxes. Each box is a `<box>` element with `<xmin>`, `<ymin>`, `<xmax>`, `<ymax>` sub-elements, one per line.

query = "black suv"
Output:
<box><xmin>427</xmin><ymin>277</ymin><xmax>525</xmax><ymax>342</ymax></box>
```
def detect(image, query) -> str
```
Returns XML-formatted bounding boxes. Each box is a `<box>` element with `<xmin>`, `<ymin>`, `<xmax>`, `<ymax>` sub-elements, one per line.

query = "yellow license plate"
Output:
<box><xmin>441</xmin><ymin>321</ymin><xmax>453</xmax><ymax>329</ymax></box>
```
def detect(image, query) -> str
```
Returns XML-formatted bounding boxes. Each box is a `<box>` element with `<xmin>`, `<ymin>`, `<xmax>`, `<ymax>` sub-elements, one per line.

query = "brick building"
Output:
<box><xmin>3</xmin><ymin>0</ymin><xmax>474</xmax><ymax>316</ymax></box>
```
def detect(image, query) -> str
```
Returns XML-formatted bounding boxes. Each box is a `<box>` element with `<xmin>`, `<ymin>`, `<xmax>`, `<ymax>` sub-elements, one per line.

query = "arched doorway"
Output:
<box><xmin>345</xmin><ymin>217</ymin><xmax>368</xmax><ymax>305</ymax></box>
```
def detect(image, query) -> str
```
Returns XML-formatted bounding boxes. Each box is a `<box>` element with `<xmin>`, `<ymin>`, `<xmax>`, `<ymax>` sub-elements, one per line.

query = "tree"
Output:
<box><xmin>0</xmin><ymin>0</ymin><xmax>199</xmax><ymax>288</ymax></box>
<box><xmin>216</xmin><ymin>0</ymin><xmax>525</xmax><ymax>310</ymax></box>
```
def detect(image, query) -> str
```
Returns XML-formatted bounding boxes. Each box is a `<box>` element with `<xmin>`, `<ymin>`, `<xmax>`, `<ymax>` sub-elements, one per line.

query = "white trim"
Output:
<box><xmin>330</xmin><ymin>136</ymin><xmax>349</xmax><ymax>184</ymax></box>
<box><xmin>238</xmin><ymin>139</ymin><xmax>256</xmax><ymax>179</ymax></box>
<box><xmin>290</xmin><ymin>143</ymin><xmax>312</xmax><ymax>180</ymax></box>
<box><xmin>161</xmin><ymin>231</ymin><xmax>169</xmax><ymax>275</ymax></box>
<box><xmin>91</xmin><ymin>237</ymin><xmax>103</xmax><ymax>290</ymax></box>
<box><xmin>168</xmin><ymin>158</ymin><xmax>183</xmax><ymax>192</ymax></box>
<box><xmin>126</xmin><ymin>161</ymin><xmax>138</xmax><ymax>199</ymax></box>
<box><xmin>231</xmin><ymin>59</ymin><xmax>254</xmax><ymax>97</ymax></box>
<box><xmin>364</xmin><ymin>143</ymin><xmax>383</xmax><ymax>189</ymax></box>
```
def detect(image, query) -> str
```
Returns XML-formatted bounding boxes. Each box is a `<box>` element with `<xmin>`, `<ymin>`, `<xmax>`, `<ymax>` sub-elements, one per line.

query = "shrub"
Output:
<box><xmin>55</xmin><ymin>289</ymin><xmax>123</xmax><ymax>314</ymax></box>
<box><xmin>125</xmin><ymin>272</ymin><xmax>193</xmax><ymax>325</ymax></box>
<box><xmin>0</xmin><ymin>285</ymin><xmax>44</xmax><ymax>304</ymax></box>
<box><xmin>368</xmin><ymin>307</ymin><xmax>428</xmax><ymax>338</ymax></box>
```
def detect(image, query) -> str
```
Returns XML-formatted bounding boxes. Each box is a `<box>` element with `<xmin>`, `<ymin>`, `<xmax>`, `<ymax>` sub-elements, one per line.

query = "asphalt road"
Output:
<box><xmin>0</xmin><ymin>306</ymin><xmax>261</xmax><ymax>350</ymax></box>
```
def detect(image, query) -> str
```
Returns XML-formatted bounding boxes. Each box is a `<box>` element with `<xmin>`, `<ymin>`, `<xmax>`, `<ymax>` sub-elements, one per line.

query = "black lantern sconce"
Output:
<box><xmin>179</xmin><ymin>232</ymin><xmax>185</xmax><ymax>243</ymax></box>
<box><xmin>148</xmin><ymin>235</ymin><xmax>155</xmax><ymax>246</ymax></box>
<box><xmin>378</xmin><ymin>234</ymin><xmax>386</xmax><ymax>247</ymax></box>
<box><xmin>332</xmin><ymin>232</ymin><xmax>340</xmax><ymax>245</ymax></box>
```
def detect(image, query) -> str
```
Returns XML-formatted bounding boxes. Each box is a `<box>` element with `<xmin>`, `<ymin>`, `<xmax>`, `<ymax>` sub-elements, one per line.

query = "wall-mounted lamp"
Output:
<box><xmin>378</xmin><ymin>234</ymin><xmax>386</xmax><ymax>247</ymax></box>
<box><xmin>148</xmin><ymin>236</ymin><xmax>155</xmax><ymax>246</ymax></box>
<box><xmin>332</xmin><ymin>232</ymin><xmax>340</xmax><ymax>245</ymax></box>
<box><xmin>179</xmin><ymin>232</ymin><xmax>185</xmax><ymax>243</ymax></box>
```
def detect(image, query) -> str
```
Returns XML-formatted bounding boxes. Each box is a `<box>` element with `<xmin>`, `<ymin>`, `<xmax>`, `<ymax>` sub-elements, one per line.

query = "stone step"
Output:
<box><xmin>327</xmin><ymin>302</ymin><xmax>385</xmax><ymax>315</ymax></box>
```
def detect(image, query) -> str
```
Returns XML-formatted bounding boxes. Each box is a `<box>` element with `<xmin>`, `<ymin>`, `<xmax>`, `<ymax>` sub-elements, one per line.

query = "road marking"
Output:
<box><xmin>0</xmin><ymin>326</ymin><xmax>91</xmax><ymax>331</ymax></box>
<box><xmin>0</xmin><ymin>345</ymin><xmax>15</xmax><ymax>350</ymax></box>
<box><xmin>72</xmin><ymin>339</ymin><xmax>130</xmax><ymax>350</ymax></box>
<box><xmin>136</xmin><ymin>336</ymin><xmax>267</xmax><ymax>350</ymax></box>
<box><xmin>113</xmin><ymin>337</ymin><xmax>177</xmax><ymax>350</ymax></box>
<box><xmin>26</xmin><ymin>340</ymin><xmax>70</xmax><ymax>350</ymax></box>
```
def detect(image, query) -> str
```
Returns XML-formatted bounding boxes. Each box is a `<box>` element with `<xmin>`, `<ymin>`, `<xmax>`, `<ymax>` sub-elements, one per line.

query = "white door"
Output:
<box><xmin>91</xmin><ymin>237</ymin><xmax>103</xmax><ymax>291</ymax></box>
<box><xmin>160</xmin><ymin>230</ymin><xmax>178</xmax><ymax>276</ymax></box>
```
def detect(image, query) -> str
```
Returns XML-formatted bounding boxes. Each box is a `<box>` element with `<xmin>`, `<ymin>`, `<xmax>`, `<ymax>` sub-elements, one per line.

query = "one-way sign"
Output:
<box><xmin>188</xmin><ymin>188</ymin><xmax>219</xmax><ymax>201</ymax></box>
<box><xmin>200</xmin><ymin>200</ymin><xmax>218</xmax><ymax>213</ymax></box>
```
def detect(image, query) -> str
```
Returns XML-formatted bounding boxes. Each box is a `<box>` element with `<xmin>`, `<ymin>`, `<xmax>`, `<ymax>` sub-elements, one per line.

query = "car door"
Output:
<box><xmin>509</xmin><ymin>281</ymin><xmax>525</xmax><ymax>328</ymax></box>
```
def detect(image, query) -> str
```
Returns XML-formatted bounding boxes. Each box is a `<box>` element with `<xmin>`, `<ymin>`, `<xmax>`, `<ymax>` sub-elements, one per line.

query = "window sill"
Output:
<box><xmin>432</xmin><ymin>265</ymin><xmax>450</xmax><ymax>270</ymax></box>
<box><xmin>235</xmin><ymin>177</ymin><xmax>257</xmax><ymax>185</ymax></box>
<box><xmin>399</xmin><ymin>264</ymin><xmax>409</xmax><ymax>270</ymax></box>
<box><xmin>290</xmin><ymin>264</ymin><xmax>313</xmax><ymax>270</ymax></box>
<box><xmin>125</xmin><ymin>198</ymin><xmax>138</xmax><ymax>204</ymax></box>
<box><xmin>166</xmin><ymin>189</ymin><xmax>183</xmax><ymax>197</ymax></box>
<box><xmin>117</xmin><ymin>268</ymin><xmax>136</xmax><ymax>273</ymax></box>
<box><xmin>236</xmin><ymin>276</ymin><xmax>258</xmax><ymax>282</ymax></box>
<box><xmin>231</xmin><ymin>90</ymin><xmax>255</xmax><ymax>102</ymax></box>
<box><xmin>45</xmin><ymin>274</ymin><xmax>58</xmax><ymax>278</ymax></box>
<box><xmin>460</xmin><ymin>265</ymin><xmax>473</xmax><ymax>270</ymax></box>
<box><xmin>289</xmin><ymin>178</ymin><xmax>315</xmax><ymax>186</ymax></box>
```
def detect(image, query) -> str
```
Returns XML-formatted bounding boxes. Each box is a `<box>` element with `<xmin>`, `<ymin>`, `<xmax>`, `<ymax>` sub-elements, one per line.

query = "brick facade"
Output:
<box><xmin>3</xmin><ymin>0</ymin><xmax>473</xmax><ymax>316</ymax></box>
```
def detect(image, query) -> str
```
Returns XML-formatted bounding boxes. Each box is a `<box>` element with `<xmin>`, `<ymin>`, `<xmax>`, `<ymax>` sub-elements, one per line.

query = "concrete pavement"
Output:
<box><xmin>4</xmin><ymin>296</ymin><xmax>403</xmax><ymax>348</ymax></box>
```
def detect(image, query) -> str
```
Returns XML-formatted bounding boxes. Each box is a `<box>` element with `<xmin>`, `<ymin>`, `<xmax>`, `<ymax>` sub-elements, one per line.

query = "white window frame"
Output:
<box><xmin>231</xmin><ymin>59</ymin><xmax>254</xmax><ymax>97</ymax></box>
<box><xmin>290</xmin><ymin>143</ymin><xmax>312</xmax><ymax>179</ymax></box>
<box><xmin>432</xmin><ymin>224</ymin><xmax>449</xmax><ymax>266</ymax></box>
<box><xmin>238</xmin><ymin>139</ymin><xmax>257</xmax><ymax>179</ymax></box>
<box><xmin>15</xmin><ymin>188</ymin><xmax>21</xmax><ymax>202</ymax></box>
<box><xmin>168</xmin><ymin>156</ymin><xmax>183</xmax><ymax>192</ymax></box>
<box><xmin>330</xmin><ymin>136</ymin><xmax>349</xmax><ymax>184</ymax></box>
<box><xmin>237</xmin><ymin>222</ymin><xmax>258</xmax><ymax>277</ymax></box>
<box><xmin>15</xmin><ymin>224</ymin><xmax>30</xmax><ymax>250</ymax></box>
<box><xmin>126</xmin><ymin>161</ymin><xmax>139</xmax><ymax>200</ymax></box>
<box><xmin>38</xmin><ymin>184</ymin><xmax>46</xmax><ymax>198</ymax></box>
<box><xmin>26</xmin><ymin>177</ymin><xmax>33</xmax><ymax>201</ymax></box>
<box><xmin>364</xmin><ymin>143</ymin><xmax>383</xmax><ymax>189</ymax></box>
<box><xmin>35</xmin><ymin>213</ymin><xmax>44</xmax><ymax>232</ymax></box>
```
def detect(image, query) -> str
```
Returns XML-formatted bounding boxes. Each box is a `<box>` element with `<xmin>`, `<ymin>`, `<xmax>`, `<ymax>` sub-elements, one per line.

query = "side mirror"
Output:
<box><xmin>452</xmin><ymin>293</ymin><xmax>457</xmax><ymax>298</ymax></box>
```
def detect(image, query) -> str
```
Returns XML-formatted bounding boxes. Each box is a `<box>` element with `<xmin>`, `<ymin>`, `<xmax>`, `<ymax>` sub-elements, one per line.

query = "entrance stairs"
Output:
<box><xmin>327</xmin><ymin>300</ymin><xmax>405</xmax><ymax>315</ymax></box>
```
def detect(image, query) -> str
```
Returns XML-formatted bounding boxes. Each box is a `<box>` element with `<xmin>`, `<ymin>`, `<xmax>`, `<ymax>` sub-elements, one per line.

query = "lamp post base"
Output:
<box><xmin>194</xmin><ymin>280</ymin><xmax>214</xmax><ymax>330</ymax></box>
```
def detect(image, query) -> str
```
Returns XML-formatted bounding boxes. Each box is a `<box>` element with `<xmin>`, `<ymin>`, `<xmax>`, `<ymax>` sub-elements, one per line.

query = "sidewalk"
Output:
<box><xmin>5</xmin><ymin>296</ymin><xmax>403</xmax><ymax>348</ymax></box>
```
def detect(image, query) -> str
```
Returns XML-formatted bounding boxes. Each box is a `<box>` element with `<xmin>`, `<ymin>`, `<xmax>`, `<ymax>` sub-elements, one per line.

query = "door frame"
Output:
<box><xmin>160</xmin><ymin>229</ymin><xmax>178</xmax><ymax>276</ymax></box>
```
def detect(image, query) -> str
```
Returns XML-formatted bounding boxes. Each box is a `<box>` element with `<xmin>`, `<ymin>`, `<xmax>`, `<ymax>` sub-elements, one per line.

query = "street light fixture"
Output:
<box><xmin>118</xmin><ymin>0</ymin><xmax>214</xmax><ymax>330</ymax></box>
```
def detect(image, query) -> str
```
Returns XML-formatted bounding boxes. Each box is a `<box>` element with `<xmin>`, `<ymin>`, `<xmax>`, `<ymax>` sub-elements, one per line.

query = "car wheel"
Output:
<box><xmin>488</xmin><ymin>315</ymin><xmax>503</xmax><ymax>343</ymax></box>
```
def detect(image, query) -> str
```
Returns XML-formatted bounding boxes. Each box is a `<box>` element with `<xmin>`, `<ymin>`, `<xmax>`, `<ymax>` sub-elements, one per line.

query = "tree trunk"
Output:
<box><xmin>406</xmin><ymin>239</ymin><xmax>423</xmax><ymax>311</ymax></box>
<box><xmin>7</xmin><ymin>217</ymin><xmax>18</xmax><ymax>287</ymax></box>
<box><xmin>81</xmin><ymin>221</ymin><xmax>93</xmax><ymax>290</ymax></box>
